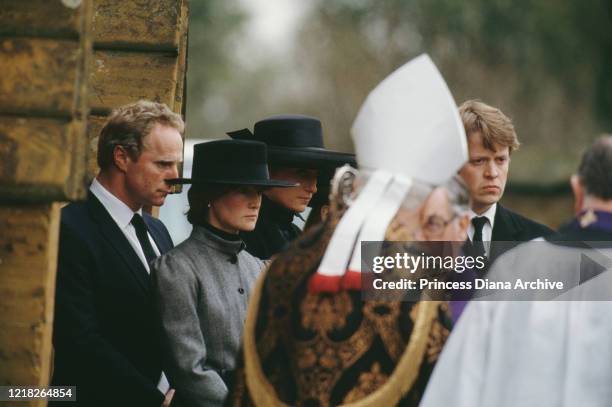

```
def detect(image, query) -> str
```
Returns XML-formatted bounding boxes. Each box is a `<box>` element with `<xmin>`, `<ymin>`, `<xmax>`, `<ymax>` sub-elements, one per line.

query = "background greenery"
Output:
<box><xmin>184</xmin><ymin>0</ymin><xmax>611</xmax><ymax>226</ymax></box>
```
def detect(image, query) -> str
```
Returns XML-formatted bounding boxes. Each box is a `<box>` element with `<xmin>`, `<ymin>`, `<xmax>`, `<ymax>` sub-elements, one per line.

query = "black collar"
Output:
<box><xmin>191</xmin><ymin>224</ymin><xmax>246</xmax><ymax>255</ymax></box>
<box><xmin>200</xmin><ymin>221</ymin><xmax>242</xmax><ymax>242</ymax></box>
<box><xmin>260</xmin><ymin>196</ymin><xmax>296</xmax><ymax>224</ymax></box>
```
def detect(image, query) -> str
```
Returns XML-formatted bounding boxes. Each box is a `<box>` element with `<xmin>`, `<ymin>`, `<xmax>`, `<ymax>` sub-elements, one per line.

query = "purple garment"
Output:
<box><xmin>450</xmin><ymin>210</ymin><xmax>612</xmax><ymax>324</ymax></box>
<box><xmin>566</xmin><ymin>210</ymin><xmax>612</xmax><ymax>233</ymax></box>
<box><xmin>448</xmin><ymin>258</ymin><xmax>480</xmax><ymax>324</ymax></box>
<box><xmin>449</xmin><ymin>300</ymin><xmax>468</xmax><ymax>324</ymax></box>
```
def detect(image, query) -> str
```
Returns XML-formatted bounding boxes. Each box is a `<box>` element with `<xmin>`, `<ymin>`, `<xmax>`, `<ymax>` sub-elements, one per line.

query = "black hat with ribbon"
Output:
<box><xmin>166</xmin><ymin>139</ymin><xmax>296</xmax><ymax>188</ymax></box>
<box><xmin>227</xmin><ymin>115</ymin><xmax>356</xmax><ymax>170</ymax></box>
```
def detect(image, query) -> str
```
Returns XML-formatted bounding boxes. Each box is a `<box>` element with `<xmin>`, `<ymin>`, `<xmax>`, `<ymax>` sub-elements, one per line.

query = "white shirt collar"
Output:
<box><xmin>90</xmin><ymin>178</ymin><xmax>142</xmax><ymax>229</ymax></box>
<box><xmin>469</xmin><ymin>203</ymin><xmax>497</xmax><ymax>228</ymax></box>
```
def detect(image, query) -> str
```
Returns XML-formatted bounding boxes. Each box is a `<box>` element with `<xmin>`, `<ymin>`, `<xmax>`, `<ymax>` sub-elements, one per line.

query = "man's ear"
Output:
<box><xmin>113</xmin><ymin>145</ymin><xmax>131</xmax><ymax>173</ymax></box>
<box><xmin>570</xmin><ymin>174</ymin><xmax>584</xmax><ymax>215</ymax></box>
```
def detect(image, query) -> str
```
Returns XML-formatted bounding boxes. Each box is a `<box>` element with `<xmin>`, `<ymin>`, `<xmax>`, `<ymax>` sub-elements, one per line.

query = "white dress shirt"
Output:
<box><xmin>89</xmin><ymin>179</ymin><xmax>169</xmax><ymax>393</ymax></box>
<box><xmin>467</xmin><ymin>203</ymin><xmax>497</xmax><ymax>256</ymax></box>
<box><xmin>90</xmin><ymin>178</ymin><xmax>161</xmax><ymax>273</ymax></box>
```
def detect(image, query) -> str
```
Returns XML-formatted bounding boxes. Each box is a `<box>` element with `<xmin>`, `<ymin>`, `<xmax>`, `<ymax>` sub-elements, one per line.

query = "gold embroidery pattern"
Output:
<box><xmin>253</xmin><ymin>217</ymin><xmax>342</xmax><ymax>404</ymax></box>
<box><xmin>242</xmin><ymin>271</ymin><xmax>444</xmax><ymax>407</ymax></box>
<box><xmin>291</xmin><ymin>323</ymin><xmax>377</xmax><ymax>404</ymax></box>
<box><xmin>363</xmin><ymin>301</ymin><xmax>404</xmax><ymax>360</ymax></box>
<box><xmin>240</xmin><ymin>205</ymin><xmax>449</xmax><ymax>406</ymax></box>
<box><xmin>342</xmin><ymin>363</ymin><xmax>389</xmax><ymax>403</ymax></box>
<box><xmin>301</xmin><ymin>291</ymin><xmax>353</xmax><ymax>333</ymax></box>
<box><xmin>426</xmin><ymin>303</ymin><xmax>451</xmax><ymax>364</ymax></box>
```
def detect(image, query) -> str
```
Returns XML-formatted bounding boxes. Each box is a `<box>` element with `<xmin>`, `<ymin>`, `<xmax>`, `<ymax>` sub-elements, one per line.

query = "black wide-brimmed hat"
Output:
<box><xmin>166</xmin><ymin>139</ymin><xmax>296</xmax><ymax>187</ymax></box>
<box><xmin>227</xmin><ymin>115</ymin><xmax>356</xmax><ymax>170</ymax></box>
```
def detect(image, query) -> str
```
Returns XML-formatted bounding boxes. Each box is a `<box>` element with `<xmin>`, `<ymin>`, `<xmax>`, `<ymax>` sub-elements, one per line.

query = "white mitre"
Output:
<box><xmin>352</xmin><ymin>54</ymin><xmax>467</xmax><ymax>182</ymax></box>
<box><xmin>309</xmin><ymin>54</ymin><xmax>467</xmax><ymax>293</ymax></box>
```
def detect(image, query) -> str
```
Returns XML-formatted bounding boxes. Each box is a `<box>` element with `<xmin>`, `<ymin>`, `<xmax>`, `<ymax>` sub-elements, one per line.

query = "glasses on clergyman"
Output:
<box><xmin>422</xmin><ymin>214</ymin><xmax>457</xmax><ymax>236</ymax></box>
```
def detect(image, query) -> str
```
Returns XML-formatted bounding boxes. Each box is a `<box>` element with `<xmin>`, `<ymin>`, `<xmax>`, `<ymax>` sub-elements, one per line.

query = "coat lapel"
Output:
<box><xmin>492</xmin><ymin>205</ymin><xmax>520</xmax><ymax>241</ymax></box>
<box><xmin>490</xmin><ymin>205</ymin><xmax>521</xmax><ymax>262</ymax></box>
<box><xmin>143</xmin><ymin>214</ymin><xmax>172</xmax><ymax>254</ymax></box>
<box><xmin>87</xmin><ymin>193</ymin><xmax>150</xmax><ymax>294</ymax></box>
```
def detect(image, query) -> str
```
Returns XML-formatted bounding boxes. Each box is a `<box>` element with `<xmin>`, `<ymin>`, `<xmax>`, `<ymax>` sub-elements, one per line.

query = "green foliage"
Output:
<box><xmin>289</xmin><ymin>0</ymin><xmax>612</xmax><ymax>182</ymax></box>
<box><xmin>184</xmin><ymin>0</ymin><xmax>611</xmax><ymax>183</ymax></box>
<box><xmin>186</xmin><ymin>1</ymin><xmax>246</xmax><ymax>137</ymax></box>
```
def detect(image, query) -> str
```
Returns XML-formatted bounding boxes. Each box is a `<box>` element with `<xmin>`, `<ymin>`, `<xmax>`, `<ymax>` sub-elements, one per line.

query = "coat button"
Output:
<box><xmin>238</xmin><ymin>288</ymin><xmax>245</xmax><ymax>294</ymax></box>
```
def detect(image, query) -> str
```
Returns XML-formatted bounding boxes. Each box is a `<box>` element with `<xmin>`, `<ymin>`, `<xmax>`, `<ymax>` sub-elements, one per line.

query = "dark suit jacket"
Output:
<box><xmin>488</xmin><ymin>204</ymin><xmax>554</xmax><ymax>262</ymax></box>
<box><xmin>51</xmin><ymin>192</ymin><xmax>173</xmax><ymax>407</ymax></box>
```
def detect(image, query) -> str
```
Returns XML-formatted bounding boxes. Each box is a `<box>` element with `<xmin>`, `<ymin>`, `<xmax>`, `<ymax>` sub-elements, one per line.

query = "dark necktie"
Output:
<box><xmin>471</xmin><ymin>216</ymin><xmax>488</xmax><ymax>258</ymax></box>
<box><xmin>131</xmin><ymin>213</ymin><xmax>157</xmax><ymax>265</ymax></box>
<box><xmin>452</xmin><ymin>219</ymin><xmax>489</xmax><ymax>314</ymax></box>
<box><xmin>472</xmin><ymin>216</ymin><xmax>488</xmax><ymax>243</ymax></box>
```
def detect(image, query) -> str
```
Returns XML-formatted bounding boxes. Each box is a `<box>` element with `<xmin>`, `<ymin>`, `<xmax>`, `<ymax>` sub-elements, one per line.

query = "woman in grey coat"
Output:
<box><xmin>151</xmin><ymin>140</ymin><xmax>295</xmax><ymax>407</ymax></box>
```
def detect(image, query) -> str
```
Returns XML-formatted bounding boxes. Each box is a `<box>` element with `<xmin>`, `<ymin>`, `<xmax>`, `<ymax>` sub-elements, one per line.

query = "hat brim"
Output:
<box><xmin>267</xmin><ymin>146</ymin><xmax>356</xmax><ymax>169</ymax></box>
<box><xmin>166</xmin><ymin>178</ymin><xmax>297</xmax><ymax>188</ymax></box>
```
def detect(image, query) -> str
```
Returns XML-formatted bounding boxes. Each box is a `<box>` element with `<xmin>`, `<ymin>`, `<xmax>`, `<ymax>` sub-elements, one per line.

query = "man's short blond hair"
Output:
<box><xmin>97</xmin><ymin>100</ymin><xmax>185</xmax><ymax>170</ymax></box>
<box><xmin>459</xmin><ymin>100</ymin><xmax>520</xmax><ymax>153</ymax></box>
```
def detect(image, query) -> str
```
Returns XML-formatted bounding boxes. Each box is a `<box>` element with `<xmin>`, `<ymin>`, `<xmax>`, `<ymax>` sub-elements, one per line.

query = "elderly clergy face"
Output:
<box><xmin>419</xmin><ymin>187</ymin><xmax>470</xmax><ymax>241</ymax></box>
<box><xmin>386</xmin><ymin>182</ymin><xmax>469</xmax><ymax>244</ymax></box>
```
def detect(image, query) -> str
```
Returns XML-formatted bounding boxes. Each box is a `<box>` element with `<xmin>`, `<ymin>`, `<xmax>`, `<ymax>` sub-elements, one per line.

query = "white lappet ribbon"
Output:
<box><xmin>309</xmin><ymin>171</ymin><xmax>412</xmax><ymax>293</ymax></box>
<box><xmin>342</xmin><ymin>175</ymin><xmax>413</xmax><ymax>290</ymax></box>
<box><xmin>308</xmin><ymin>170</ymin><xmax>392</xmax><ymax>292</ymax></box>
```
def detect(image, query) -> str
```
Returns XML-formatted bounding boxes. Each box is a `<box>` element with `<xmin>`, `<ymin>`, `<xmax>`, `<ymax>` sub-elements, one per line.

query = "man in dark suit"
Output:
<box><xmin>51</xmin><ymin>101</ymin><xmax>184</xmax><ymax>406</ymax></box>
<box><xmin>458</xmin><ymin>100</ymin><xmax>553</xmax><ymax>263</ymax></box>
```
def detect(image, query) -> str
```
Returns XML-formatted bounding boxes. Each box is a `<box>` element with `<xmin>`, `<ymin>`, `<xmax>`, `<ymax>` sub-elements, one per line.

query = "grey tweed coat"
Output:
<box><xmin>151</xmin><ymin>225</ymin><xmax>265</xmax><ymax>407</ymax></box>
